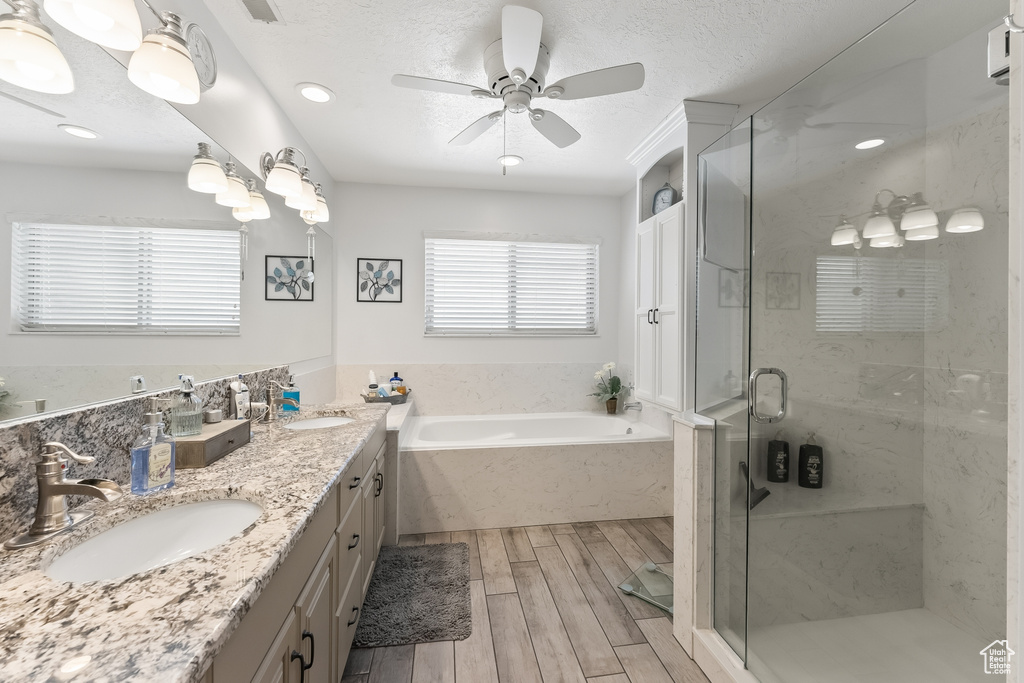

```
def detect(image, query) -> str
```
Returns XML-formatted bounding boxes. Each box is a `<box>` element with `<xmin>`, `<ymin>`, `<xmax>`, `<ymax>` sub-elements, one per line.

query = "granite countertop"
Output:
<box><xmin>0</xmin><ymin>402</ymin><xmax>389</xmax><ymax>683</ymax></box>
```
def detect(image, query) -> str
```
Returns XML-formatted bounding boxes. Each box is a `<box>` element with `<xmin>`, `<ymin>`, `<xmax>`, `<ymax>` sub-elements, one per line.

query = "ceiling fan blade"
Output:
<box><xmin>449</xmin><ymin>111</ymin><xmax>504</xmax><ymax>146</ymax></box>
<box><xmin>501</xmin><ymin>6</ymin><xmax>543</xmax><ymax>84</ymax></box>
<box><xmin>545</xmin><ymin>63</ymin><xmax>645</xmax><ymax>100</ymax></box>
<box><xmin>530</xmin><ymin>109</ymin><xmax>581</xmax><ymax>148</ymax></box>
<box><xmin>392</xmin><ymin>74</ymin><xmax>493</xmax><ymax>98</ymax></box>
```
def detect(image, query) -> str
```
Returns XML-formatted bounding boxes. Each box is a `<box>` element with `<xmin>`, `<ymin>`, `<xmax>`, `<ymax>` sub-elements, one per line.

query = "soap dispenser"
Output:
<box><xmin>283</xmin><ymin>374</ymin><xmax>300</xmax><ymax>412</ymax></box>
<box><xmin>131</xmin><ymin>397</ymin><xmax>175</xmax><ymax>495</ymax></box>
<box><xmin>170</xmin><ymin>375</ymin><xmax>203</xmax><ymax>436</ymax></box>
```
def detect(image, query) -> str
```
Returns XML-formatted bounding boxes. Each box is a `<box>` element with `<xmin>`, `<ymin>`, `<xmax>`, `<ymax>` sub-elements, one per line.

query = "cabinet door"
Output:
<box><xmin>635</xmin><ymin>216</ymin><xmax>657</xmax><ymax>401</ymax></box>
<box><xmin>251</xmin><ymin>611</ymin><xmax>300</xmax><ymax>683</ymax></box>
<box><xmin>655</xmin><ymin>204</ymin><xmax>683</xmax><ymax>410</ymax></box>
<box><xmin>374</xmin><ymin>447</ymin><xmax>386</xmax><ymax>556</ymax></box>
<box><xmin>360</xmin><ymin>456</ymin><xmax>378</xmax><ymax>597</ymax></box>
<box><xmin>296</xmin><ymin>536</ymin><xmax>336</xmax><ymax>683</ymax></box>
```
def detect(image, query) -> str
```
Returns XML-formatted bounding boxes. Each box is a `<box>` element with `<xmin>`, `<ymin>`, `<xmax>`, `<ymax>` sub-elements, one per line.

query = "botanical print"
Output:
<box><xmin>358</xmin><ymin>258</ymin><xmax>403</xmax><ymax>303</ymax></box>
<box><xmin>719</xmin><ymin>268</ymin><xmax>749</xmax><ymax>308</ymax></box>
<box><xmin>766</xmin><ymin>272</ymin><xmax>800</xmax><ymax>310</ymax></box>
<box><xmin>266</xmin><ymin>256</ymin><xmax>314</xmax><ymax>301</ymax></box>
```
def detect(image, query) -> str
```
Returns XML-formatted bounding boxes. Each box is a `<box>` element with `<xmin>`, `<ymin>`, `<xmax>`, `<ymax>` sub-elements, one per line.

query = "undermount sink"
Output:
<box><xmin>283</xmin><ymin>416</ymin><xmax>355</xmax><ymax>430</ymax></box>
<box><xmin>45</xmin><ymin>499</ymin><xmax>263</xmax><ymax>583</ymax></box>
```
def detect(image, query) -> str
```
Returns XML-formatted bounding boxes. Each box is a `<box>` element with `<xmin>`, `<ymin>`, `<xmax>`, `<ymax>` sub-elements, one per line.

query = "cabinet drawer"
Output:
<box><xmin>361</xmin><ymin>422</ymin><xmax>385</xmax><ymax>478</ymax></box>
<box><xmin>338</xmin><ymin>459</ymin><xmax>362</xmax><ymax>520</ymax></box>
<box><xmin>336</xmin><ymin>493</ymin><xmax>362</xmax><ymax>595</ymax></box>
<box><xmin>335</xmin><ymin>556</ymin><xmax>363</xmax><ymax>675</ymax></box>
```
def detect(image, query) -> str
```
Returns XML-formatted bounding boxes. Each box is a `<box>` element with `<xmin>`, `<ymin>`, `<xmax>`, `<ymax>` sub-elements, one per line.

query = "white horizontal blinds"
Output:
<box><xmin>815</xmin><ymin>256</ymin><xmax>948</xmax><ymax>333</ymax></box>
<box><xmin>12</xmin><ymin>223</ymin><xmax>240</xmax><ymax>334</ymax></box>
<box><xmin>425</xmin><ymin>237</ymin><xmax>598</xmax><ymax>335</ymax></box>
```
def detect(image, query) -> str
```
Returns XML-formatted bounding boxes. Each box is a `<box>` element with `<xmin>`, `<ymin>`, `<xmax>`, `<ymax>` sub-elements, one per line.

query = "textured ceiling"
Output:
<box><xmin>202</xmin><ymin>0</ymin><xmax>919</xmax><ymax>196</ymax></box>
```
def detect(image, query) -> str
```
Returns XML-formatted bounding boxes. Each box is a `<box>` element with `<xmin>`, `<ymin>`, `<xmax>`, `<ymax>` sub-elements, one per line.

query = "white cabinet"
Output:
<box><xmin>635</xmin><ymin>202</ymin><xmax>684</xmax><ymax>411</ymax></box>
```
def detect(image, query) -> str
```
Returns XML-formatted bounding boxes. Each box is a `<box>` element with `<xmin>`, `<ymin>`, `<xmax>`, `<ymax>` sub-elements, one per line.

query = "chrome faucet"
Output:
<box><xmin>264</xmin><ymin>381</ymin><xmax>299</xmax><ymax>423</ymax></box>
<box><xmin>5</xmin><ymin>442</ymin><xmax>123</xmax><ymax>550</ymax></box>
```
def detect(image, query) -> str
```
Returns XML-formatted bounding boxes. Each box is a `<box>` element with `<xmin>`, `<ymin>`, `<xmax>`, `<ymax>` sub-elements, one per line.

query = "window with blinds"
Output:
<box><xmin>12</xmin><ymin>222</ymin><xmax>241</xmax><ymax>334</ymax></box>
<box><xmin>815</xmin><ymin>256</ymin><xmax>948</xmax><ymax>333</ymax></box>
<box><xmin>424</xmin><ymin>237</ymin><xmax>598</xmax><ymax>336</ymax></box>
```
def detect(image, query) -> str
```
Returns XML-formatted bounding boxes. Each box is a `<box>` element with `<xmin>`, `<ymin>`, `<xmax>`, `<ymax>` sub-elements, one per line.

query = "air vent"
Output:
<box><xmin>240</xmin><ymin>0</ymin><xmax>283</xmax><ymax>23</ymax></box>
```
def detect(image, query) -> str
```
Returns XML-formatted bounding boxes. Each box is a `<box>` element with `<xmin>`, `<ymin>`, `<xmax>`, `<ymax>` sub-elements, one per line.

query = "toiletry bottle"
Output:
<box><xmin>170</xmin><ymin>375</ymin><xmax>203</xmax><ymax>436</ymax></box>
<box><xmin>798</xmin><ymin>441</ymin><xmax>824</xmax><ymax>489</ymax></box>
<box><xmin>131</xmin><ymin>398</ymin><xmax>175</xmax><ymax>495</ymax></box>
<box><xmin>283</xmin><ymin>374</ymin><xmax>300</xmax><ymax>412</ymax></box>
<box><xmin>766</xmin><ymin>439</ymin><xmax>790</xmax><ymax>483</ymax></box>
<box><xmin>231</xmin><ymin>374</ymin><xmax>250</xmax><ymax>420</ymax></box>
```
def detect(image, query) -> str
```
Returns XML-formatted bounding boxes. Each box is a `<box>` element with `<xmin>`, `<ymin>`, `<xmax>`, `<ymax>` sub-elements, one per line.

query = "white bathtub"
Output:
<box><xmin>399</xmin><ymin>412</ymin><xmax>673</xmax><ymax>533</ymax></box>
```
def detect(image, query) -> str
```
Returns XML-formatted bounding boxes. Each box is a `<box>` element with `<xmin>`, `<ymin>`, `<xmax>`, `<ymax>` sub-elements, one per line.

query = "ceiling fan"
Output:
<box><xmin>391</xmin><ymin>5</ymin><xmax>645</xmax><ymax>149</ymax></box>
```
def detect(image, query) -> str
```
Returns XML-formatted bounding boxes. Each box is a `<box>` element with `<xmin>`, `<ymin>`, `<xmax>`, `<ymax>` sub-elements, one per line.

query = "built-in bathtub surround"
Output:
<box><xmin>337</xmin><ymin>363</ymin><xmax>616</xmax><ymax>415</ymax></box>
<box><xmin>399</xmin><ymin>412</ymin><xmax>672</xmax><ymax>533</ymax></box>
<box><xmin>0</xmin><ymin>367</ymin><xmax>289</xmax><ymax>543</ymax></box>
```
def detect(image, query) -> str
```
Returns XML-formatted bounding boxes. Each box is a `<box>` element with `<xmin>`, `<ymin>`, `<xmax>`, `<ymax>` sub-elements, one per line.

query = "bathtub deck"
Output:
<box><xmin>342</xmin><ymin>516</ymin><xmax>708</xmax><ymax>683</ymax></box>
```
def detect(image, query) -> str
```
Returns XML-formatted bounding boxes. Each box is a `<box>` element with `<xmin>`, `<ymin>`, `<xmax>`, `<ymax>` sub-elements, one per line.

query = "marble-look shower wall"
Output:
<box><xmin>0</xmin><ymin>367</ymin><xmax>289</xmax><ymax>542</ymax></box>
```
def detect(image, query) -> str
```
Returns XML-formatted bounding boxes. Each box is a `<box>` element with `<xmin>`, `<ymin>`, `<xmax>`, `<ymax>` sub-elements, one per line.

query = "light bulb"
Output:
<box><xmin>127</xmin><ymin>13</ymin><xmax>199</xmax><ymax>104</ymax></box>
<box><xmin>0</xmin><ymin>7</ymin><xmax>74</xmax><ymax>94</ymax></box>
<box><xmin>44</xmin><ymin>0</ymin><xmax>142</xmax><ymax>51</ymax></box>
<box><xmin>187</xmin><ymin>142</ymin><xmax>228</xmax><ymax>194</ymax></box>
<box><xmin>264</xmin><ymin>148</ymin><xmax>303</xmax><ymax>198</ymax></box>
<box><xmin>216</xmin><ymin>162</ymin><xmax>251</xmax><ymax>208</ymax></box>
<box><xmin>945</xmin><ymin>208</ymin><xmax>984</xmax><ymax>233</ymax></box>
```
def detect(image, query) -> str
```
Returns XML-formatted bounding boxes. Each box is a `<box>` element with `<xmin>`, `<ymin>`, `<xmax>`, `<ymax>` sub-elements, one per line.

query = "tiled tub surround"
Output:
<box><xmin>399</xmin><ymin>413</ymin><xmax>673</xmax><ymax>533</ymax></box>
<box><xmin>0</xmin><ymin>367</ymin><xmax>289</xmax><ymax>543</ymax></box>
<box><xmin>0</xmin><ymin>402</ymin><xmax>389</xmax><ymax>682</ymax></box>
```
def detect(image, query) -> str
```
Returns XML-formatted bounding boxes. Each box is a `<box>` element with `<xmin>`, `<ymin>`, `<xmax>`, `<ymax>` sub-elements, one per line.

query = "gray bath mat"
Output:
<box><xmin>353</xmin><ymin>542</ymin><xmax>472</xmax><ymax>647</ymax></box>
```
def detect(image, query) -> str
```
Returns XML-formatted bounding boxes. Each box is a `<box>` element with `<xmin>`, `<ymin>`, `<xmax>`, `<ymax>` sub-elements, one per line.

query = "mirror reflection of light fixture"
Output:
<box><xmin>285</xmin><ymin>167</ymin><xmax>318</xmax><ymax>212</ymax></box>
<box><xmin>43</xmin><ymin>0</ymin><xmax>142</xmax><ymax>51</ymax></box>
<box><xmin>869</xmin><ymin>232</ymin><xmax>904</xmax><ymax>248</ymax></box>
<box><xmin>261</xmin><ymin>147</ymin><xmax>304</xmax><ymax>198</ymax></box>
<box><xmin>244</xmin><ymin>179</ymin><xmax>270</xmax><ymax>220</ymax></box>
<box><xmin>187</xmin><ymin>142</ymin><xmax>228</xmax><ymax>194</ymax></box>
<box><xmin>127</xmin><ymin>11</ymin><xmax>199</xmax><ymax>105</ymax></box>
<box><xmin>862</xmin><ymin>200</ymin><xmax>896</xmax><ymax>239</ymax></box>
<box><xmin>215</xmin><ymin>161</ymin><xmax>250</xmax><ymax>208</ymax></box>
<box><xmin>904</xmin><ymin>224</ymin><xmax>939</xmax><ymax>241</ymax></box>
<box><xmin>830</xmin><ymin>216</ymin><xmax>858</xmax><ymax>246</ymax></box>
<box><xmin>945</xmin><ymin>207</ymin><xmax>984</xmax><ymax>233</ymax></box>
<box><xmin>899</xmin><ymin>192</ymin><xmax>938</xmax><ymax>231</ymax></box>
<box><xmin>0</xmin><ymin>0</ymin><xmax>74</xmax><ymax>94</ymax></box>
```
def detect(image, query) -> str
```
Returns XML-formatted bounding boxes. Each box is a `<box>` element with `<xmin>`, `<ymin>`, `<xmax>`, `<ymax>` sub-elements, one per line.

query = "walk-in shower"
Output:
<box><xmin>695</xmin><ymin>1</ymin><xmax>1009</xmax><ymax>680</ymax></box>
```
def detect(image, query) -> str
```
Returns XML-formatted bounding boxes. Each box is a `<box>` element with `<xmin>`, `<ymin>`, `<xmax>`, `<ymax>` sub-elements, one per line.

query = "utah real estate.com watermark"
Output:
<box><xmin>981</xmin><ymin>640</ymin><xmax>1014</xmax><ymax>675</ymax></box>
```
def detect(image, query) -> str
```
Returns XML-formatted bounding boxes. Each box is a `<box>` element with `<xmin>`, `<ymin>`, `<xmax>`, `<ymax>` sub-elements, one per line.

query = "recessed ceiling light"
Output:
<box><xmin>296</xmin><ymin>82</ymin><xmax>334</xmax><ymax>103</ymax></box>
<box><xmin>855</xmin><ymin>138</ymin><xmax>885</xmax><ymax>150</ymax></box>
<box><xmin>57</xmin><ymin>124</ymin><xmax>99</xmax><ymax>139</ymax></box>
<box><xmin>498</xmin><ymin>154</ymin><xmax>523</xmax><ymax>167</ymax></box>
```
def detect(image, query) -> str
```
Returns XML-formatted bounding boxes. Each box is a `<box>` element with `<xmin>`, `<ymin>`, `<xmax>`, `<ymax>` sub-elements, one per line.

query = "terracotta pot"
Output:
<box><xmin>605</xmin><ymin>398</ymin><xmax>617</xmax><ymax>415</ymax></box>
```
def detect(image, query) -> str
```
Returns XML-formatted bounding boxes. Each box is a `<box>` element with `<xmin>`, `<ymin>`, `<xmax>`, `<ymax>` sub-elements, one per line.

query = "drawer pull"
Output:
<box><xmin>290</xmin><ymin>651</ymin><xmax>307</xmax><ymax>683</ymax></box>
<box><xmin>348</xmin><ymin>606</ymin><xmax>360</xmax><ymax>626</ymax></box>
<box><xmin>302</xmin><ymin>630</ymin><xmax>315</xmax><ymax>669</ymax></box>
<box><xmin>348</xmin><ymin>534</ymin><xmax>360</xmax><ymax>549</ymax></box>
<box><xmin>374</xmin><ymin>472</ymin><xmax>383</xmax><ymax>496</ymax></box>
<box><xmin>349</xmin><ymin>476</ymin><xmax>361</xmax><ymax>489</ymax></box>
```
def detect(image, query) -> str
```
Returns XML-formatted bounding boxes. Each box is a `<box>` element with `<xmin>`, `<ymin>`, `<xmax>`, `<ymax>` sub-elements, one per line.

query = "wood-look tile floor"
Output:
<box><xmin>342</xmin><ymin>517</ymin><xmax>709</xmax><ymax>683</ymax></box>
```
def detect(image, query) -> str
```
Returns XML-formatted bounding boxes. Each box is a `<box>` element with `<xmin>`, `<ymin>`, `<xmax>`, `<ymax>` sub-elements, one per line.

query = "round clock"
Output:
<box><xmin>652</xmin><ymin>183</ymin><xmax>676</xmax><ymax>215</ymax></box>
<box><xmin>185</xmin><ymin>23</ymin><xmax>217</xmax><ymax>91</ymax></box>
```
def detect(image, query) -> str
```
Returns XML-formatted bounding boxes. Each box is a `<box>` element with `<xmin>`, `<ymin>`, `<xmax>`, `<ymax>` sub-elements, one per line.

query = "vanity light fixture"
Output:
<box><xmin>945</xmin><ymin>207</ymin><xmax>984</xmax><ymax>233</ymax></box>
<box><xmin>58</xmin><ymin>123</ymin><xmax>98</xmax><ymax>138</ymax></box>
<box><xmin>0</xmin><ymin>0</ymin><xmax>74</xmax><ymax>94</ymax></box>
<box><xmin>899</xmin><ymin>192</ymin><xmax>938</xmax><ymax>231</ymax></box>
<box><xmin>285</xmin><ymin>166</ymin><xmax>318</xmax><ymax>212</ymax></box>
<box><xmin>244</xmin><ymin>178</ymin><xmax>270</xmax><ymax>220</ymax></box>
<box><xmin>261</xmin><ymin>147</ymin><xmax>304</xmax><ymax>198</ymax></box>
<box><xmin>855</xmin><ymin>138</ymin><xmax>885</xmax><ymax>150</ymax></box>
<box><xmin>187</xmin><ymin>142</ymin><xmax>228</xmax><ymax>194</ymax></box>
<box><xmin>215</xmin><ymin>161</ymin><xmax>250</xmax><ymax>208</ymax></box>
<box><xmin>127</xmin><ymin>10</ymin><xmax>199</xmax><ymax>105</ymax></box>
<box><xmin>869</xmin><ymin>231</ymin><xmax>904</xmax><ymax>248</ymax></box>
<box><xmin>904</xmin><ymin>224</ymin><xmax>939</xmax><ymax>241</ymax></box>
<box><xmin>829</xmin><ymin>216</ymin><xmax>858</xmax><ymax>246</ymax></box>
<box><xmin>312</xmin><ymin>183</ymin><xmax>329</xmax><ymax>222</ymax></box>
<box><xmin>296</xmin><ymin>81</ymin><xmax>334</xmax><ymax>103</ymax></box>
<box><xmin>43</xmin><ymin>0</ymin><xmax>142</xmax><ymax>51</ymax></box>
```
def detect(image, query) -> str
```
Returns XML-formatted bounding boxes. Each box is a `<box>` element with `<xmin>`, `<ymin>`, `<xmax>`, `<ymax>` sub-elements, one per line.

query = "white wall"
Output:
<box><xmin>617</xmin><ymin>186</ymin><xmax>638</xmax><ymax>389</ymax></box>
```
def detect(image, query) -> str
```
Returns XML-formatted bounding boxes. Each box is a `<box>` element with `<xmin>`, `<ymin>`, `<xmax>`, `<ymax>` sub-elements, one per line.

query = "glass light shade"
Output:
<box><xmin>900</xmin><ymin>206</ymin><xmax>938</xmax><ymax>231</ymax></box>
<box><xmin>870</xmin><ymin>233</ymin><xmax>899</xmax><ymax>248</ymax></box>
<box><xmin>43</xmin><ymin>0</ymin><xmax>142</xmax><ymax>51</ymax></box>
<box><xmin>314</xmin><ymin>193</ymin><xmax>329</xmax><ymax>222</ymax></box>
<box><xmin>945</xmin><ymin>207</ymin><xmax>984</xmax><ymax>233</ymax></box>
<box><xmin>232</xmin><ymin>204</ymin><xmax>253</xmax><ymax>222</ymax></box>
<box><xmin>286</xmin><ymin>175</ymin><xmax>318</xmax><ymax>212</ymax></box>
<box><xmin>188</xmin><ymin>157</ymin><xmax>227</xmax><ymax>194</ymax></box>
<box><xmin>265</xmin><ymin>159</ymin><xmax>302</xmax><ymax>198</ymax></box>
<box><xmin>830</xmin><ymin>218</ymin><xmax>858</xmax><ymax>246</ymax></box>
<box><xmin>216</xmin><ymin>164</ymin><xmax>250</xmax><ymax>208</ymax></box>
<box><xmin>862</xmin><ymin>211</ymin><xmax>896</xmax><ymax>239</ymax></box>
<box><xmin>127</xmin><ymin>30</ymin><xmax>199</xmax><ymax>104</ymax></box>
<box><xmin>0</xmin><ymin>18</ymin><xmax>74</xmax><ymax>94</ymax></box>
<box><xmin>247</xmin><ymin>190</ymin><xmax>270</xmax><ymax>220</ymax></box>
<box><xmin>904</xmin><ymin>225</ymin><xmax>939</xmax><ymax>241</ymax></box>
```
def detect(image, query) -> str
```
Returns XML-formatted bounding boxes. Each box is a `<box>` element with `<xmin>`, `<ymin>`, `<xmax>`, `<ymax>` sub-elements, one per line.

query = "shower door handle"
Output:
<box><xmin>748</xmin><ymin>367</ymin><xmax>787</xmax><ymax>424</ymax></box>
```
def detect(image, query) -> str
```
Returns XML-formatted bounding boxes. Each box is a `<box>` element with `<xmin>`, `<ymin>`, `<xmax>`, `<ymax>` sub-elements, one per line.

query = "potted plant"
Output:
<box><xmin>590</xmin><ymin>362</ymin><xmax>622</xmax><ymax>414</ymax></box>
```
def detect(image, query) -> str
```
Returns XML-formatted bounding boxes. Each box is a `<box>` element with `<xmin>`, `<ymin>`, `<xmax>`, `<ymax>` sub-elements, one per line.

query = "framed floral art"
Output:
<box><xmin>357</xmin><ymin>258</ymin><xmax>402</xmax><ymax>303</ymax></box>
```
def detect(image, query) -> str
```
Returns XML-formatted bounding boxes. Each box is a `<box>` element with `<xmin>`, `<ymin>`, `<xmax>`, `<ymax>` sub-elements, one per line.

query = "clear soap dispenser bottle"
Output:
<box><xmin>131</xmin><ymin>398</ymin><xmax>175</xmax><ymax>495</ymax></box>
<box><xmin>170</xmin><ymin>374</ymin><xmax>203</xmax><ymax>437</ymax></box>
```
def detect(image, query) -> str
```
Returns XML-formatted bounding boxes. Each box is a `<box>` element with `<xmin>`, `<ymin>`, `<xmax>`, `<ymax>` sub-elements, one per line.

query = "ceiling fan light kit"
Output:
<box><xmin>391</xmin><ymin>4</ymin><xmax>645</xmax><ymax>152</ymax></box>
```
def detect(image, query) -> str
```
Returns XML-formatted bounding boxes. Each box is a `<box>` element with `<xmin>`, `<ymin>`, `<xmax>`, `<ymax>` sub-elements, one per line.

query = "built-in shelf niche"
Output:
<box><xmin>638</xmin><ymin>147</ymin><xmax>684</xmax><ymax>223</ymax></box>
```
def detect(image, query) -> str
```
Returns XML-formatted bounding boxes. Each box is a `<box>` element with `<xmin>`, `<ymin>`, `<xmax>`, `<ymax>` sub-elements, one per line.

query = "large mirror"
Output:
<box><xmin>0</xmin><ymin>18</ymin><xmax>333</xmax><ymax>422</ymax></box>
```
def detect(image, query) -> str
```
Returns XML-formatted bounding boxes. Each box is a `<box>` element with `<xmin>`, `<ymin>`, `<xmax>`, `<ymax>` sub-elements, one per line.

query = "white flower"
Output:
<box><xmin>603</xmin><ymin>362</ymin><xmax>616</xmax><ymax>372</ymax></box>
<box><xmin>594</xmin><ymin>371</ymin><xmax>603</xmax><ymax>380</ymax></box>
